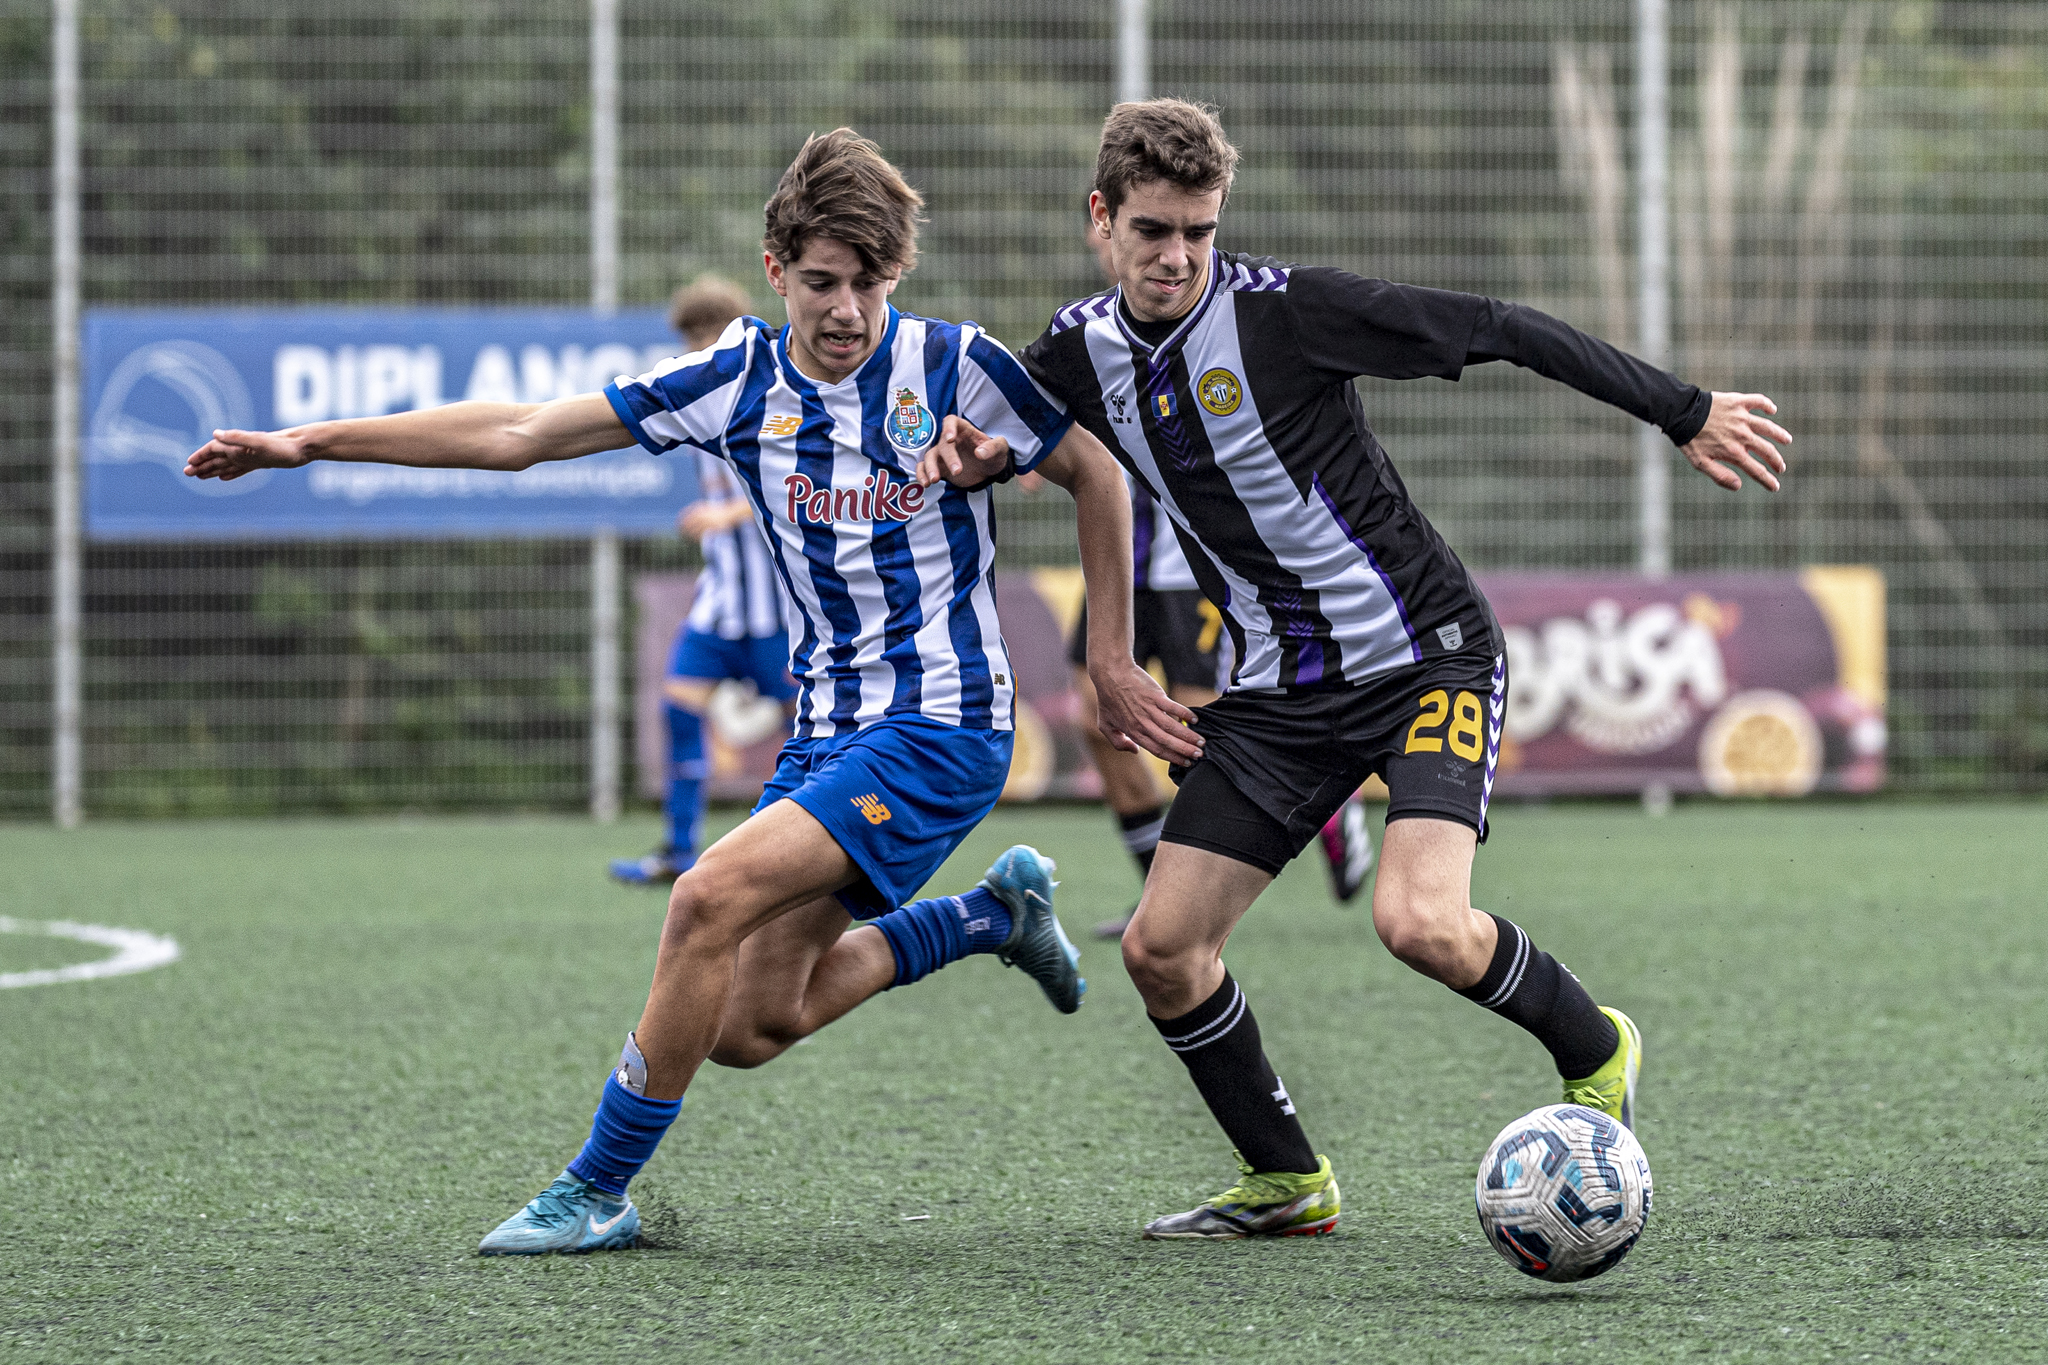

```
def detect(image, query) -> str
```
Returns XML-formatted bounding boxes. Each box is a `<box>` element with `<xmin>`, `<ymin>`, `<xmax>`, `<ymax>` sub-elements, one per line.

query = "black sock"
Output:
<box><xmin>1457</xmin><ymin>914</ymin><xmax>1620</xmax><ymax>1079</ymax></box>
<box><xmin>1118</xmin><ymin>804</ymin><xmax>1164</xmax><ymax>880</ymax></box>
<box><xmin>1150</xmin><ymin>972</ymin><xmax>1318</xmax><ymax>1175</ymax></box>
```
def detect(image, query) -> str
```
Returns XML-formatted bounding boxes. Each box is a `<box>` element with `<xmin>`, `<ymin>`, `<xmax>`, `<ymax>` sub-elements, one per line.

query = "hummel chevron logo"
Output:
<box><xmin>588</xmin><ymin>1207</ymin><xmax>631</xmax><ymax>1237</ymax></box>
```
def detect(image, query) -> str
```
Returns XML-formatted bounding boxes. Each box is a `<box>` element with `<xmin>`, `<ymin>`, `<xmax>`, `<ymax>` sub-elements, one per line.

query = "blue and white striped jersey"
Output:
<box><xmin>685</xmin><ymin>452</ymin><xmax>788</xmax><ymax>641</ymax></box>
<box><xmin>607</xmin><ymin>308</ymin><xmax>1072</xmax><ymax>737</ymax></box>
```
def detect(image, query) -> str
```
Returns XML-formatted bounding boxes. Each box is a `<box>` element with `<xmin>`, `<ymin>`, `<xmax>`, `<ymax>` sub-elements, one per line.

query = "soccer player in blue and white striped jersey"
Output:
<box><xmin>187</xmin><ymin>129</ymin><xmax>1199</xmax><ymax>1255</ymax></box>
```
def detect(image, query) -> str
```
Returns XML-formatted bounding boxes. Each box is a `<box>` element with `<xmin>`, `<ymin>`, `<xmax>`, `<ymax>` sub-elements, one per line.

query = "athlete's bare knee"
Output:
<box><xmin>1372</xmin><ymin>888</ymin><xmax>1471</xmax><ymax>975</ymax></box>
<box><xmin>661</xmin><ymin>863</ymin><xmax>753</xmax><ymax>954</ymax></box>
<box><xmin>1121</xmin><ymin>926</ymin><xmax>1205</xmax><ymax>1011</ymax></box>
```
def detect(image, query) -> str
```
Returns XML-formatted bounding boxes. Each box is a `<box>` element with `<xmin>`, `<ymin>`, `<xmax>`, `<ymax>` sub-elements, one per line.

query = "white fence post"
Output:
<box><xmin>588</xmin><ymin>0</ymin><xmax>622</xmax><ymax>822</ymax></box>
<box><xmin>51</xmin><ymin>0</ymin><xmax>82</xmax><ymax>829</ymax></box>
<box><xmin>1635</xmin><ymin>0</ymin><xmax>1672</xmax><ymax>580</ymax></box>
<box><xmin>590</xmin><ymin>528</ymin><xmax>622</xmax><ymax>822</ymax></box>
<box><xmin>1118</xmin><ymin>0</ymin><xmax>1148</xmax><ymax>104</ymax></box>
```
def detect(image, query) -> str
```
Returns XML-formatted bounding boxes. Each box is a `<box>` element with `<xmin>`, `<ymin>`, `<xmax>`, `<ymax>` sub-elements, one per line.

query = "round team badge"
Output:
<box><xmin>1197</xmin><ymin>368</ymin><xmax>1242</xmax><ymax>416</ymax></box>
<box><xmin>886</xmin><ymin>386</ymin><xmax>937</xmax><ymax>453</ymax></box>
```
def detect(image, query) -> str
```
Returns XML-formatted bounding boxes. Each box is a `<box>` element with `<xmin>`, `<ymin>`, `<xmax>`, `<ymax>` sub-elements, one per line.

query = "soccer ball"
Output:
<box><xmin>1474</xmin><ymin>1103</ymin><xmax>1652</xmax><ymax>1282</ymax></box>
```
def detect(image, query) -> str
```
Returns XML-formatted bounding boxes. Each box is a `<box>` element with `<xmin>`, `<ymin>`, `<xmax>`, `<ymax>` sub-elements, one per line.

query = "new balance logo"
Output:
<box><xmin>785</xmin><ymin>471</ymin><xmax>927</xmax><ymax>526</ymax></box>
<box><xmin>761</xmin><ymin>414</ymin><xmax>801</xmax><ymax>438</ymax></box>
<box><xmin>1273</xmin><ymin>1078</ymin><xmax>1297</xmax><ymax>1116</ymax></box>
<box><xmin>852</xmin><ymin>793</ymin><xmax>892</xmax><ymax>825</ymax></box>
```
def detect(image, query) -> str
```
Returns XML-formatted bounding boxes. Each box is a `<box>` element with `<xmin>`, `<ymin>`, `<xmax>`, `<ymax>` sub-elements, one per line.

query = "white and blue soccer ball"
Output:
<box><xmin>1474</xmin><ymin>1103</ymin><xmax>1652</xmax><ymax>1282</ymax></box>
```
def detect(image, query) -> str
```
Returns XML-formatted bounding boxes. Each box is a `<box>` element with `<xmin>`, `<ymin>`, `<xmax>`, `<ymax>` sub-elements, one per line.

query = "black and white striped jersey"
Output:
<box><xmin>1021</xmin><ymin>250</ymin><xmax>1710</xmax><ymax>692</ymax></box>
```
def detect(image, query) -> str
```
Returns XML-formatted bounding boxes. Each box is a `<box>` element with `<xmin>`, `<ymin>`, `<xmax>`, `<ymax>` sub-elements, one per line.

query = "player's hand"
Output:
<box><xmin>915</xmin><ymin>415</ymin><xmax>1010</xmax><ymax>489</ymax></box>
<box><xmin>185</xmin><ymin>427</ymin><xmax>313</xmax><ymax>481</ymax></box>
<box><xmin>679</xmin><ymin>501</ymin><xmax>719</xmax><ymax>540</ymax></box>
<box><xmin>1089</xmin><ymin>658</ymin><xmax>1204</xmax><ymax>765</ymax></box>
<box><xmin>1680</xmin><ymin>393</ymin><xmax>1791</xmax><ymax>492</ymax></box>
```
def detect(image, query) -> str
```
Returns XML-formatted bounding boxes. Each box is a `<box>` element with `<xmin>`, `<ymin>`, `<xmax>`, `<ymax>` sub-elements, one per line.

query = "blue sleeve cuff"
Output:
<box><xmin>603</xmin><ymin>381</ymin><xmax>673</xmax><ymax>456</ymax></box>
<box><xmin>1013</xmin><ymin>413</ymin><xmax>1073</xmax><ymax>475</ymax></box>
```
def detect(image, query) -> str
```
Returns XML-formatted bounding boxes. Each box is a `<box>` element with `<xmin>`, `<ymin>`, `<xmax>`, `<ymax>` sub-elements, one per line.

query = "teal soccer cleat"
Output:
<box><xmin>981</xmin><ymin>845</ymin><xmax>1086</xmax><ymax>1014</ymax></box>
<box><xmin>477</xmin><ymin>1171</ymin><xmax>640</xmax><ymax>1255</ymax></box>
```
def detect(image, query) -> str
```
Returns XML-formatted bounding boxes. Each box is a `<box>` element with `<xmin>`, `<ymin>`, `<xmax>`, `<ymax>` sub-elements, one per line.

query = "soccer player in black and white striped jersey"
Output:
<box><xmin>981</xmin><ymin>99</ymin><xmax>1790</xmax><ymax>1239</ymax></box>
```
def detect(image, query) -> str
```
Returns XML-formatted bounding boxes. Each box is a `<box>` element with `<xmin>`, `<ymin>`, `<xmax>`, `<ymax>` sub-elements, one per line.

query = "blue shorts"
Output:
<box><xmin>752</xmin><ymin>714</ymin><xmax>1014</xmax><ymax>918</ymax></box>
<box><xmin>669</xmin><ymin>627</ymin><xmax>797</xmax><ymax>703</ymax></box>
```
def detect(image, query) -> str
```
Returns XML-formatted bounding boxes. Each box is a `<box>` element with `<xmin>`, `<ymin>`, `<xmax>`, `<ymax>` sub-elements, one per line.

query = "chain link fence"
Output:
<box><xmin>2</xmin><ymin>0</ymin><xmax>2042</xmax><ymax>815</ymax></box>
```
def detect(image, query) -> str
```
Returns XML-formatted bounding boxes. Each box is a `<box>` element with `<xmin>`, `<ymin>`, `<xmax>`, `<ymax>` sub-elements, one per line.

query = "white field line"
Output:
<box><xmin>0</xmin><ymin>915</ymin><xmax>180</xmax><ymax>989</ymax></box>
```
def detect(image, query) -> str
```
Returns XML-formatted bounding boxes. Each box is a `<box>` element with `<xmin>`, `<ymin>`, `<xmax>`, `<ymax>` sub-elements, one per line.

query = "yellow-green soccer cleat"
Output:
<box><xmin>1141</xmin><ymin>1154</ymin><xmax>1340</xmax><ymax>1240</ymax></box>
<box><xmin>1562</xmin><ymin>1006</ymin><xmax>1642</xmax><ymax>1131</ymax></box>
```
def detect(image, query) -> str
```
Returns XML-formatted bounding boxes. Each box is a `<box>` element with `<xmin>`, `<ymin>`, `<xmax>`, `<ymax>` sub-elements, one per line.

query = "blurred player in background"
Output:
<box><xmin>611</xmin><ymin>274</ymin><xmax>799</xmax><ymax>886</ymax></box>
<box><xmin>188</xmin><ymin>128</ymin><xmax>1194</xmax><ymax>1257</ymax></box>
<box><xmin>1007</xmin><ymin>98</ymin><xmax>1791</xmax><ymax>1240</ymax></box>
<box><xmin>1044</xmin><ymin>225</ymin><xmax>1376</xmax><ymax>940</ymax></box>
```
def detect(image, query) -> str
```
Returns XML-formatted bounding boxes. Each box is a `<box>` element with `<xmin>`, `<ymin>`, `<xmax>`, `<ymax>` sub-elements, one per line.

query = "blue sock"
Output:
<box><xmin>871</xmin><ymin>886</ymin><xmax>1011</xmax><ymax>988</ymax></box>
<box><xmin>664</xmin><ymin>703</ymin><xmax>707</xmax><ymax>860</ymax></box>
<box><xmin>565</xmin><ymin>1035</ymin><xmax>682</xmax><ymax>1196</ymax></box>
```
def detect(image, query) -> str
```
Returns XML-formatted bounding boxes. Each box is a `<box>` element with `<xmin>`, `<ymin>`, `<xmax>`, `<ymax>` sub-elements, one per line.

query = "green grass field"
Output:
<box><xmin>3</xmin><ymin>802</ymin><xmax>2044</xmax><ymax>1363</ymax></box>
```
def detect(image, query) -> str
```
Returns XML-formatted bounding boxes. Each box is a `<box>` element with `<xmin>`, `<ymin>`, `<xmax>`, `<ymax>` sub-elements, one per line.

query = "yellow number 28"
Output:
<box><xmin>1406</xmin><ymin>688</ymin><xmax>1486</xmax><ymax>762</ymax></box>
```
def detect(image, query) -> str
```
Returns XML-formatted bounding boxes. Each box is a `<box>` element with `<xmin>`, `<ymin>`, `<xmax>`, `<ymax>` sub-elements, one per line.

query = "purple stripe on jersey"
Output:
<box><xmin>1294</xmin><ymin>638</ymin><xmax>1325</xmax><ymax>687</ymax></box>
<box><xmin>1266</xmin><ymin>587</ymin><xmax>1321</xmax><ymax>687</ymax></box>
<box><xmin>1479</xmin><ymin>653</ymin><xmax>1505</xmax><ymax>836</ymax></box>
<box><xmin>1310</xmin><ymin>472</ymin><xmax>1423</xmax><ymax>664</ymax></box>
<box><xmin>1224</xmin><ymin>262</ymin><xmax>1291</xmax><ymax>293</ymax></box>
<box><xmin>1130</xmin><ymin>479</ymin><xmax>1156</xmax><ymax>589</ymax></box>
<box><xmin>1052</xmin><ymin>293</ymin><xmax>1116</xmax><ymax>335</ymax></box>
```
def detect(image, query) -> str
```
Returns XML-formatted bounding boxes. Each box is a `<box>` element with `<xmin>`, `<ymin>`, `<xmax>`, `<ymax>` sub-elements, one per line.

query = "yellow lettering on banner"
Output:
<box><xmin>1405</xmin><ymin>689</ymin><xmax>1449</xmax><ymax>753</ymax></box>
<box><xmin>1448</xmin><ymin>691</ymin><xmax>1484</xmax><ymax>761</ymax></box>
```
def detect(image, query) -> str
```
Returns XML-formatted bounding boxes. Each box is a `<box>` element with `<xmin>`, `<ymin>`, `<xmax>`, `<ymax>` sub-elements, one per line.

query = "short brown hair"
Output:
<box><xmin>1093</xmin><ymin>98</ymin><xmax>1240</xmax><ymax>218</ymax></box>
<box><xmin>763</xmin><ymin>128</ymin><xmax>924</xmax><ymax>276</ymax></box>
<box><xmin>668</xmin><ymin>273</ymin><xmax>752</xmax><ymax>350</ymax></box>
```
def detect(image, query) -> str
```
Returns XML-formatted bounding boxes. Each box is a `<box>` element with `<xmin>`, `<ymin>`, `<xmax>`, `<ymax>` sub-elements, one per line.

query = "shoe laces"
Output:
<box><xmin>526</xmin><ymin>1175</ymin><xmax>595</xmax><ymax>1226</ymax></box>
<box><xmin>1561</xmin><ymin>1079</ymin><xmax>1616</xmax><ymax>1111</ymax></box>
<box><xmin>1212</xmin><ymin>1162</ymin><xmax>1308</xmax><ymax>1208</ymax></box>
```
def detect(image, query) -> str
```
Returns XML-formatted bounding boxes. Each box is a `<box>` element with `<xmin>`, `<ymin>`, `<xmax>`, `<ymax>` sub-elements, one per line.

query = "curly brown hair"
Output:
<box><xmin>763</xmin><ymin>128</ymin><xmax>924</xmax><ymax>276</ymax></box>
<box><xmin>1093</xmin><ymin>98</ymin><xmax>1240</xmax><ymax>218</ymax></box>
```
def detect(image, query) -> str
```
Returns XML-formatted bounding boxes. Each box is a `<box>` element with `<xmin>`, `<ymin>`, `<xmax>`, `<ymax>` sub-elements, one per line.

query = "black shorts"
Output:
<box><xmin>1067</xmin><ymin>589</ymin><xmax>1222</xmax><ymax>693</ymax></box>
<box><xmin>1160</xmin><ymin>648</ymin><xmax>1507</xmax><ymax>875</ymax></box>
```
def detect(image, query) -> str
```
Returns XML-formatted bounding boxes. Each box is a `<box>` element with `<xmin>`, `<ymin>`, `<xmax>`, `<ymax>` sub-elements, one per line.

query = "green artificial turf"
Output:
<box><xmin>2</xmin><ymin>803</ymin><xmax>2044</xmax><ymax>1363</ymax></box>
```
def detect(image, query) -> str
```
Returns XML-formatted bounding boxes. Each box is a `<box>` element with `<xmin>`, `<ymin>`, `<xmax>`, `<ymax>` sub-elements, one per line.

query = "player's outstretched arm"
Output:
<box><xmin>1032</xmin><ymin>425</ymin><xmax>1204</xmax><ymax>766</ymax></box>
<box><xmin>183</xmin><ymin>392</ymin><xmax>631</xmax><ymax>482</ymax></box>
<box><xmin>1679</xmin><ymin>392</ymin><xmax>1792</xmax><ymax>492</ymax></box>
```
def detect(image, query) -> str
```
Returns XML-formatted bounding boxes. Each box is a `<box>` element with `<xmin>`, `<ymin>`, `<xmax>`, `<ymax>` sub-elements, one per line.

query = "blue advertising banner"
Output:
<box><xmin>84</xmin><ymin>307</ymin><xmax>703</xmax><ymax>541</ymax></box>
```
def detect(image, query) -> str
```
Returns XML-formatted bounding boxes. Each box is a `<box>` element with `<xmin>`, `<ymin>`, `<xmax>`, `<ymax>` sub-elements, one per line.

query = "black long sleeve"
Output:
<box><xmin>1284</xmin><ymin>266</ymin><xmax>1710</xmax><ymax>447</ymax></box>
<box><xmin>1465</xmin><ymin>298</ymin><xmax>1711</xmax><ymax>446</ymax></box>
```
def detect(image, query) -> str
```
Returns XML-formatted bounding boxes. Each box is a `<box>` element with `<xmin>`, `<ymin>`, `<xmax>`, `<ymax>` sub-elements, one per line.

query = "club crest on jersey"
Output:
<box><xmin>886</xmin><ymin>386</ymin><xmax>936</xmax><ymax>453</ymax></box>
<box><xmin>1198</xmin><ymin>368</ymin><xmax>1242</xmax><ymax>416</ymax></box>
